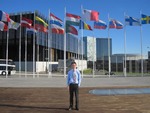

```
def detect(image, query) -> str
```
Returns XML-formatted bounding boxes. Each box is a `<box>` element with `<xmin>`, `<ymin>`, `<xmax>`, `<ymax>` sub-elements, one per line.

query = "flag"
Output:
<box><xmin>35</xmin><ymin>16</ymin><xmax>48</xmax><ymax>32</ymax></box>
<box><xmin>0</xmin><ymin>10</ymin><xmax>10</xmax><ymax>22</ymax></box>
<box><xmin>82</xmin><ymin>9</ymin><xmax>99</xmax><ymax>21</ymax></box>
<box><xmin>35</xmin><ymin>24</ymin><xmax>48</xmax><ymax>32</ymax></box>
<box><xmin>94</xmin><ymin>20</ymin><xmax>107</xmax><ymax>29</ymax></box>
<box><xmin>50</xmin><ymin>13</ymin><xmax>63</xmax><ymax>27</ymax></box>
<box><xmin>26</xmin><ymin>26</ymin><xmax>37</xmax><ymax>34</ymax></box>
<box><xmin>80</xmin><ymin>20</ymin><xmax>92</xmax><ymax>30</ymax></box>
<box><xmin>125</xmin><ymin>16</ymin><xmax>141</xmax><ymax>26</ymax></box>
<box><xmin>35</xmin><ymin>16</ymin><xmax>48</xmax><ymax>27</ymax></box>
<box><xmin>21</xmin><ymin>17</ymin><xmax>32</xmax><ymax>28</ymax></box>
<box><xmin>50</xmin><ymin>13</ymin><xmax>64</xmax><ymax>34</ymax></box>
<box><xmin>141</xmin><ymin>14</ymin><xmax>150</xmax><ymax>24</ymax></box>
<box><xmin>0</xmin><ymin>21</ymin><xmax>8</xmax><ymax>31</ymax></box>
<box><xmin>109</xmin><ymin>19</ymin><xmax>123</xmax><ymax>29</ymax></box>
<box><xmin>8</xmin><ymin>19</ymin><xmax>20</xmax><ymax>30</ymax></box>
<box><xmin>66</xmin><ymin>13</ymin><xmax>81</xmax><ymax>26</ymax></box>
<box><xmin>51</xmin><ymin>24</ymin><xmax>64</xmax><ymax>34</ymax></box>
<box><xmin>66</xmin><ymin>23</ymin><xmax>78</xmax><ymax>35</ymax></box>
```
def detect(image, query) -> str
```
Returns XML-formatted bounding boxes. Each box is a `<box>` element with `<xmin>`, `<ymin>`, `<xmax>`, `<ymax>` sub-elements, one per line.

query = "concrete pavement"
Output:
<box><xmin>0</xmin><ymin>76</ymin><xmax>150</xmax><ymax>87</ymax></box>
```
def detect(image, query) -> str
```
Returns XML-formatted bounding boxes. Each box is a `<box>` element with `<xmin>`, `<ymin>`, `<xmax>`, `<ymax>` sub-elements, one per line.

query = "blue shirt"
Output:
<box><xmin>67</xmin><ymin>69</ymin><xmax>81</xmax><ymax>86</ymax></box>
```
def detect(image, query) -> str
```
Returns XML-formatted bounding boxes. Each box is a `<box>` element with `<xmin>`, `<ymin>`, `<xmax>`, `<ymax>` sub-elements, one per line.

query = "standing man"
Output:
<box><xmin>67</xmin><ymin>61</ymin><xmax>81</xmax><ymax>111</ymax></box>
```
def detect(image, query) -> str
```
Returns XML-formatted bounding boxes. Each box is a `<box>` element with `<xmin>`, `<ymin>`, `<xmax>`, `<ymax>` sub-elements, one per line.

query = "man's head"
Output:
<box><xmin>71</xmin><ymin>61</ymin><xmax>77</xmax><ymax>70</ymax></box>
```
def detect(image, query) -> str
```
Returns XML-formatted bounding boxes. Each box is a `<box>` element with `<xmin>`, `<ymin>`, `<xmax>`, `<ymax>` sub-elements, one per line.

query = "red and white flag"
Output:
<box><xmin>21</xmin><ymin>17</ymin><xmax>32</xmax><ymax>28</ymax></box>
<box><xmin>83</xmin><ymin>9</ymin><xmax>99</xmax><ymax>21</ymax></box>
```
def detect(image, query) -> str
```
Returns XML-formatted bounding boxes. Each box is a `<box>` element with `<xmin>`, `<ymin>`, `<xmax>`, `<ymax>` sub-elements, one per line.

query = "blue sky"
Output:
<box><xmin>1</xmin><ymin>0</ymin><xmax>150</xmax><ymax>57</ymax></box>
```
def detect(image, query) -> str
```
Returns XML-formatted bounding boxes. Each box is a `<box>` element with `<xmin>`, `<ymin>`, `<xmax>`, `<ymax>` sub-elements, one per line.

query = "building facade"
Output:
<box><xmin>83</xmin><ymin>36</ymin><xmax>96</xmax><ymax>61</ymax></box>
<box><xmin>96</xmin><ymin>38</ymin><xmax>112</xmax><ymax>61</ymax></box>
<box><xmin>0</xmin><ymin>11</ymin><xmax>82</xmax><ymax>62</ymax></box>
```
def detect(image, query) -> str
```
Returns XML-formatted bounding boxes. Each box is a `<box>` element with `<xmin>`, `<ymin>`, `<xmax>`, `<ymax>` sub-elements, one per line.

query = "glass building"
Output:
<box><xmin>96</xmin><ymin>38</ymin><xmax>112</xmax><ymax>61</ymax></box>
<box><xmin>0</xmin><ymin>11</ymin><xmax>82</xmax><ymax>62</ymax></box>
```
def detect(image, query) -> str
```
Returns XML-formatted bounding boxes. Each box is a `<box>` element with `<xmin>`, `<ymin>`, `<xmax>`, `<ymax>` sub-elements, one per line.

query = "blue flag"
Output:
<box><xmin>141</xmin><ymin>14</ymin><xmax>150</xmax><ymax>24</ymax></box>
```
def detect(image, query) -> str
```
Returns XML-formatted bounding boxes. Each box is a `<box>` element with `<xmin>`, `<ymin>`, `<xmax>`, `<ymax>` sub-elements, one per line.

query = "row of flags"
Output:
<box><xmin>94</xmin><ymin>14</ymin><xmax>150</xmax><ymax>30</ymax></box>
<box><xmin>1</xmin><ymin>9</ymin><xmax>150</xmax><ymax>36</ymax></box>
<box><xmin>0</xmin><ymin>9</ymin><xmax>97</xmax><ymax>35</ymax></box>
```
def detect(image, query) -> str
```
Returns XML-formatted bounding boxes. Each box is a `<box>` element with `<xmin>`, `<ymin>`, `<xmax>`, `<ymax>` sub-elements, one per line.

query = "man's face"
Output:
<box><xmin>72</xmin><ymin>63</ymin><xmax>76</xmax><ymax>69</ymax></box>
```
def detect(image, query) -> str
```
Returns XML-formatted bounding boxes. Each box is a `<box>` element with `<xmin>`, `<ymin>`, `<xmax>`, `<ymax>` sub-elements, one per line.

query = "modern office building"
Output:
<box><xmin>83</xmin><ymin>36</ymin><xmax>112</xmax><ymax>70</ymax></box>
<box><xmin>0</xmin><ymin>11</ymin><xmax>82</xmax><ymax>61</ymax></box>
<box><xmin>83</xmin><ymin>36</ymin><xmax>96</xmax><ymax>61</ymax></box>
<box><xmin>0</xmin><ymin>11</ymin><xmax>82</xmax><ymax>71</ymax></box>
<box><xmin>111</xmin><ymin>54</ymin><xmax>148</xmax><ymax>73</ymax></box>
<box><xmin>83</xmin><ymin>37</ymin><xmax>112</xmax><ymax>61</ymax></box>
<box><xmin>96</xmin><ymin>38</ymin><xmax>112</xmax><ymax>61</ymax></box>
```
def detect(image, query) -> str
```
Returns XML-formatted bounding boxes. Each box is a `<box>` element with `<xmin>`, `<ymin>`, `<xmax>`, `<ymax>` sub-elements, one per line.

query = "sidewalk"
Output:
<box><xmin>0</xmin><ymin>76</ymin><xmax>150</xmax><ymax>87</ymax></box>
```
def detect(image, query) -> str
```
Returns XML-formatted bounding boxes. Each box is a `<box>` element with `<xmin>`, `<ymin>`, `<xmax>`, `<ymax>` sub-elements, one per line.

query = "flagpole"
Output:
<box><xmin>48</xmin><ymin>9</ymin><xmax>52</xmax><ymax>78</ymax></box>
<box><xmin>6</xmin><ymin>27</ymin><xmax>9</xmax><ymax>78</ymax></box>
<box><xmin>37</xmin><ymin>28</ymin><xmax>40</xmax><ymax>78</ymax></box>
<box><xmin>25</xmin><ymin>28</ymin><xmax>27</xmax><ymax>78</ymax></box>
<box><xmin>140</xmin><ymin>25</ymin><xmax>143</xmax><ymax>77</ymax></box>
<box><xmin>64</xmin><ymin>7</ymin><xmax>67</xmax><ymax>78</ymax></box>
<box><xmin>78</xmin><ymin>29</ymin><xmax>80</xmax><ymax>69</ymax></box>
<box><xmin>124</xmin><ymin>12</ymin><xmax>127</xmax><ymax>77</ymax></box>
<box><xmin>140</xmin><ymin>11</ymin><xmax>143</xmax><ymax>77</ymax></box>
<box><xmin>19</xmin><ymin>13</ymin><xmax>22</xmax><ymax>77</ymax></box>
<box><xmin>81</xmin><ymin>5</ymin><xmax>84</xmax><ymax>78</ymax></box>
<box><xmin>107</xmin><ymin>13</ymin><xmax>111</xmax><ymax>78</ymax></box>
<box><xmin>92</xmin><ymin>32</ymin><xmax>95</xmax><ymax>78</ymax></box>
<box><xmin>33</xmin><ymin>11</ymin><xmax>35</xmax><ymax>78</ymax></box>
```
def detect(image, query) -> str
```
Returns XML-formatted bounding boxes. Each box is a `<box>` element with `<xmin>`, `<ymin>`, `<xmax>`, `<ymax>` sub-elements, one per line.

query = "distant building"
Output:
<box><xmin>111</xmin><ymin>54</ymin><xmax>143</xmax><ymax>63</ymax></box>
<box><xmin>83</xmin><ymin>36</ymin><xmax>112</xmax><ymax>61</ymax></box>
<box><xmin>111</xmin><ymin>54</ymin><xmax>147</xmax><ymax>73</ymax></box>
<box><xmin>83</xmin><ymin>36</ymin><xmax>96</xmax><ymax>61</ymax></box>
<box><xmin>96</xmin><ymin>38</ymin><xmax>112</xmax><ymax>61</ymax></box>
<box><xmin>148</xmin><ymin>51</ymin><xmax>150</xmax><ymax>59</ymax></box>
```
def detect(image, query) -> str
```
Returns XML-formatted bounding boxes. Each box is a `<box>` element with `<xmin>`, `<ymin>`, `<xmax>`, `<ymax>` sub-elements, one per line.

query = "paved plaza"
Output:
<box><xmin>0</xmin><ymin>76</ymin><xmax>150</xmax><ymax>113</ymax></box>
<box><xmin>0</xmin><ymin>76</ymin><xmax>150</xmax><ymax>87</ymax></box>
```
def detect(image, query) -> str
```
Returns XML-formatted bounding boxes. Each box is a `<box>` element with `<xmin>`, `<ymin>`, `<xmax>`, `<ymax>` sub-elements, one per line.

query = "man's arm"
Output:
<box><xmin>78</xmin><ymin>70</ymin><xmax>81</xmax><ymax>87</ymax></box>
<box><xmin>67</xmin><ymin>71</ymin><xmax>70</xmax><ymax>86</ymax></box>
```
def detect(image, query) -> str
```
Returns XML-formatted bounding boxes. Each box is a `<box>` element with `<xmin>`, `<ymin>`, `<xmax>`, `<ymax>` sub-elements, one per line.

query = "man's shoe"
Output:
<box><xmin>76</xmin><ymin>108</ymin><xmax>79</xmax><ymax>111</ymax></box>
<box><xmin>68</xmin><ymin>107</ymin><xmax>72</xmax><ymax>111</ymax></box>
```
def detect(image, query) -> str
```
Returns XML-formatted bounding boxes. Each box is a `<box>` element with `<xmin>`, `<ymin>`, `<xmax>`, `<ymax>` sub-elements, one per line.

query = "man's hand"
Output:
<box><xmin>67</xmin><ymin>86</ymin><xmax>69</xmax><ymax>90</ymax></box>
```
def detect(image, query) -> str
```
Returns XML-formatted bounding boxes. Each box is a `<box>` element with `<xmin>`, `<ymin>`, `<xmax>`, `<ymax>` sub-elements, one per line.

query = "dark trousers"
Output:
<box><xmin>69</xmin><ymin>83</ymin><xmax>79</xmax><ymax>109</ymax></box>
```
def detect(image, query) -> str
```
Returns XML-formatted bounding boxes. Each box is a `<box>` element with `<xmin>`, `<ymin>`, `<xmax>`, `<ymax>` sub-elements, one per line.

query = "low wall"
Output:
<box><xmin>15</xmin><ymin>61</ymin><xmax>58</xmax><ymax>72</ymax></box>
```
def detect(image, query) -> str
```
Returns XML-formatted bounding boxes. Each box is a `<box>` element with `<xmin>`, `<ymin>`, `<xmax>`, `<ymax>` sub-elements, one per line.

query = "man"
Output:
<box><xmin>67</xmin><ymin>61</ymin><xmax>81</xmax><ymax>111</ymax></box>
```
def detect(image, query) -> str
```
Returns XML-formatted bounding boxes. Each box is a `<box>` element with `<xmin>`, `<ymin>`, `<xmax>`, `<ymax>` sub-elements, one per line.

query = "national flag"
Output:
<box><xmin>51</xmin><ymin>24</ymin><xmax>64</xmax><ymax>34</ymax></box>
<box><xmin>94</xmin><ymin>20</ymin><xmax>107</xmax><ymax>29</ymax></box>
<box><xmin>66</xmin><ymin>23</ymin><xmax>78</xmax><ymax>35</ymax></box>
<box><xmin>8</xmin><ymin>19</ymin><xmax>20</xmax><ymax>30</ymax></box>
<box><xmin>141</xmin><ymin>14</ymin><xmax>150</xmax><ymax>24</ymax></box>
<box><xmin>35</xmin><ymin>16</ymin><xmax>48</xmax><ymax>27</ymax></box>
<box><xmin>50</xmin><ymin>13</ymin><xmax>63</xmax><ymax>27</ymax></box>
<box><xmin>50</xmin><ymin>13</ymin><xmax>64</xmax><ymax>34</ymax></box>
<box><xmin>35</xmin><ymin>24</ymin><xmax>48</xmax><ymax>33</ymax></box>
<box><xmin>21</xmin><ymin>17</ymin><xmax>32</xmax><ymax>28</ymax></box>
<box><xmin>26</xmin><ymin>26</ymin><xmax>37</xmax><ymax>34</ymax></box>
<box><xmin>125</xmin><ymin>16</ymin><xmax>141</xmax><ymax>26</ymax></box>
<box><xmin>80</xmin><ymin>20</ymin><xmax>92</xmax><ymax>30</ymax></box>
<box><xmin>0</xmin><ymin>10</ymin><xmax>10</xmax><ymax>22</ymax></box>
<box><xmin>0</xmin><ymin>21</ymin><xmax>8</xmax><ymax>31</ymax></box>
<box><xmin>109</xmin><ymin>19</ymin><xmax>123</xmax><ymax>29</ymax></box>
<box><xmin>82</xmin><ymin>9</ymin><xmax>99</xmax><ymax>21</ymax></box>
<box><xmin>66</xmin><ymin>13</ymin><xmax>81</xmax><ymax>26</ymax></box>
